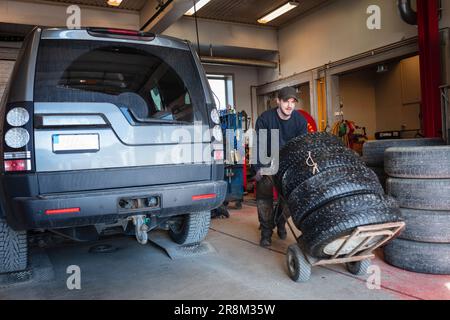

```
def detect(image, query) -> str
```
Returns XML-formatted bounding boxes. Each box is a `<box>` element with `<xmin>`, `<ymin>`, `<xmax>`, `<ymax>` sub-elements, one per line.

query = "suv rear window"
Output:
<box><xmin>34</xmin><ymin>39</ymin><xmax>206</xmax><ymax>123</ymax></box>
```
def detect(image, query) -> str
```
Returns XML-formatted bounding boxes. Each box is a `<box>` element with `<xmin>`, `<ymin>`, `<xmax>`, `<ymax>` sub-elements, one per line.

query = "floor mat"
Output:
<box><xmin>148</xmin><ymin>231</ymin><xmax>216</xmax><ymax>260</ymax></box>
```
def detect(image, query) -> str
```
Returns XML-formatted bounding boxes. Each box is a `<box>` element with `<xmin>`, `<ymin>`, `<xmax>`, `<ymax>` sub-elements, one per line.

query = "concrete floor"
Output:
<box><xmin>1</xmin><ymin>203</ymin><xmax>449</xmax><ymax>300</ymax></box>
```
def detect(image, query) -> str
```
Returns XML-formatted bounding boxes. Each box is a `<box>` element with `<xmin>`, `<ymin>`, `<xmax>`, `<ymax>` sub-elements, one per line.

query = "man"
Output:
<box><xmin>254</xmin><ymin>86</ymin><xmax>308</xmax><ymax>247</ymax></box>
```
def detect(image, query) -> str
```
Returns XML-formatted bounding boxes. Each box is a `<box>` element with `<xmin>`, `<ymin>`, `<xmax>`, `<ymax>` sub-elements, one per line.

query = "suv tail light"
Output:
<box><xmin>4</xmin><ymin>159</ymin><xmax>31</xmax><ymax>172</ymax></box>
<box><xmin>2</xmin><ymin>103</ymin><xmax>34</xmax><ymax>173</ymax></box>
<box><xmin>45</xmin><ymin>207</ymin><xmax>80</xmax><ymax>215</ymax></box>
<box><xmin>213</xmin><ymin>150</ymin><xmax>224</xmax><ymax>161</ymax></box>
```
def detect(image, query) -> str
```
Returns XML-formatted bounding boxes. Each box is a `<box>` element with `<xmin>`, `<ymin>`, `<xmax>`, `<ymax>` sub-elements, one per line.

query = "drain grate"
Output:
<box><xmin>0</xmin><ymin>249</ymin><xmax>54</xmax><ymax>288</ymax></box>
<box><xmin>88</xmin><ymin>244</ymin><xmax>118</xmax><ymax>254</ymax></box>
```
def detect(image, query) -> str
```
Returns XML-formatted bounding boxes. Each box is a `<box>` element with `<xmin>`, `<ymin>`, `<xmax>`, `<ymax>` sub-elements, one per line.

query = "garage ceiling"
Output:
<box><xmin>32</xmin><ymin>0</ymin><xmax>334</xmax><ymax>27</ymax></box>
<box><xmin>29</xmin><ymin>0</ymin><xmax>148</xmax><ymax>11</ymax></box>
<box><xmin>189</xmin><ymin>0</ymin><xmax>333</xmax><ymax>27</ymax></box>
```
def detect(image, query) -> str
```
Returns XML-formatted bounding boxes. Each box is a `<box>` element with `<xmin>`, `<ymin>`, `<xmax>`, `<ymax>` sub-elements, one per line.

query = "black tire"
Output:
<box><xmin>168</xmin><ymin>211</ymin><xmax>211</xmax><ymax>245</ymax></box>
<box><xmin>385</xmin><ymin>146</ymin><xmax>450</xmax><ymax>178</ymax></box>
<box><xmin>362</xmin><ymin>138</ymin><xmax>443</xmax><ymax>167</ymax></box>
<box><xmin>288</xmin><ymin>166</ymin><xmax>384</xmax><ymax>227</ymax></box>
<box><xmin>280</xmin><ymin>152</ymin><xmax>364</xmax><ymax>197</ymax></box>
<box><xmin>282</xmin><ymin>132</ymin><xmax>344</xmax><ymax>154</ymax></box>
<box><xmin>397</xmin><ymin>208</ymin><xmax>450</xmax><ymax>243</ymax></box>
<box><xmin>368</xmin><ymin>166</ymin><xmax>387</xmax><ymax>191</ymax></box>
<box><xmin>387</xmin><ymin>178</ymin><xmax>450</xmax><ymax>210</ymax></box>
<box><xmin>211</xmin><ymin>206</ymin><xmax>230</xmax><ymax>219</ymax></box>
<box><xmin>286</xmin><ymin>244</ymin><xmax>311</xmax><ymax>282</ymax></box>
<box><xmin>300</xmin><ymin>194</ymin><xmax>402</xmax><ymax>258</ymax></box>
<box><xmin>278</xmin><ymin>133</ymin><xmax>347</xmax><ymax>176</ymax></box>
<box><xmin>277</xmin><ymin>145</ymin><xmax>351</xmax><ymax>184</ymax></box>
<box><xmin>346</xmin><ymin>259</ymin><xmax>371</xmax><ymax>276</ymax></box>
<box><xmin>0</xmin><ymin>219</ymin><xmax>28</xmax><ymax>274</ymax></box>
<box><xmin>384</xmin><ymin>238</ymin><xmax>450</xmax><ymax>275</ymax></box>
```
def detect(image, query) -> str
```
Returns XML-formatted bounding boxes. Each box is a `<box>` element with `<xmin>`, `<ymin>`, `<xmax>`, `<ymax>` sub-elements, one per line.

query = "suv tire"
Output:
<box><xmin>0</xmin><ymin>219</ymin><xmax>28</xmax><ymax>274</ymax></box>
<box><xmin>169</xmin><ymin>211</ymin><xmax>211</xmax><ymax>245</ymax></box>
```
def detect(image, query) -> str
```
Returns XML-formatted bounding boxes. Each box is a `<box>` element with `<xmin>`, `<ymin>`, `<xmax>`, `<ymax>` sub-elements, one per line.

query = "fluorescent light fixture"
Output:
<box><xmin>107</xmin><ymin>0</ymin><xmax>123</xmax><ymax>7</ymax></box>
<box><xmin>185</xmin><ymin>0</ymin><xmax>211</xmax><ymax>16</ymax></box>
<box><xmin>257</xmin><ymin>1</ymin><xmax>299</xmax><ymax>24</ymax></box>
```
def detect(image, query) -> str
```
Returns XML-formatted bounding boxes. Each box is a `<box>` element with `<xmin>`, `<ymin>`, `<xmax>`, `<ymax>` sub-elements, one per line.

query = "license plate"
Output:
<box><xmin>52</xmin><ymin>134</ymin><xmax>100</xmax><ymax>153</ymax></box>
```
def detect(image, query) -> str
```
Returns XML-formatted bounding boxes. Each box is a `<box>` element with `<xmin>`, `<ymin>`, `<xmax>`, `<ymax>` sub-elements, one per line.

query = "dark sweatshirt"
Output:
<box><xmin>254</xmin><ymin>108</ymin><xmax>308</xmax><ymax>170</ymax></box>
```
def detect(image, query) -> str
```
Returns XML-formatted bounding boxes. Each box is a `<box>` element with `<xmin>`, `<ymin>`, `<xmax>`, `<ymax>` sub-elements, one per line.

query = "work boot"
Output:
<box><xmin>260</xmin><ymin>236</ymin><xmax>272</xmax><ymax>247</ymax></box>
<box><xmin>276</xmin><ymin>205</ymin><xmax>288</xmax><ymax>240</ymax></box>
<box><xmin>277</xmin><ymin>226</ymin><xmax>287</xmax><ymax>240</ymax></box>
<box><xmin>260</xmin><ymin>228</ymin><xmax>273</xmax><ymax>247</ymax></box>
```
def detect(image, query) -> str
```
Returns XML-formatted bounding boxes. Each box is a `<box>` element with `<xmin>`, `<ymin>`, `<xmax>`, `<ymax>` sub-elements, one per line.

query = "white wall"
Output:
<box><xmin>0</xmin><ymin>0</ymin><xmax>139</xmax><ymax>29</ymax></box>
<box><xmin>259</xmin><ymin>0</ymin><xmax>419</xmax><ymax>84</ymax></box>
<box><xmin>375</xmin><ymin>57</ymin><xmax>421</xmax><ymax>134</ymax></box>
<box><xmin>163</xmin><ymin>17</ymin><xmax>278</xmax><ymax>52</ymax></box>
<box><xmin>0</xmin><ymin>60</ymin><xmax>14</xmax><ymax>100</ymax></box>
<box><xmin>441</xmin><ymin>0</ymin><xmax>450</xmax><ymax>30</ymax></box>
<box><xmin>339</xmin><ymin>71</ymin><xmax>377</xmax><ymax>138</ymax></box>
<box><xmin>298</xmin><ymin>83</ymin><xmax>311</xmax><ymax>114</ymax></box>
<box><xmin>337</xmin><ymin>55</ymin><xmax>421</xmax><ymax>138</ymax></box>
<box><xmin>203</xmin><ymin>64</ymin><xmax>259</xmax><ymax>127</ymax></box>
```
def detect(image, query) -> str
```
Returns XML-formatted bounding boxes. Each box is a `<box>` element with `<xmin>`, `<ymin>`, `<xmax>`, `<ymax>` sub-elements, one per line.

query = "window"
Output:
<box><xmin>150</xmin><ymin>87</ymin><xmax>163</xmax><ymax>111</ymax></box>
<box><xmin>35</xmin><ymin>40</ymin><xmax>207</xmax><ymax>124</ymax></box>
<box><xmin>207</xmin><ymin>74</ymin><xmax>234</xmax><ymax>111</ymax></box>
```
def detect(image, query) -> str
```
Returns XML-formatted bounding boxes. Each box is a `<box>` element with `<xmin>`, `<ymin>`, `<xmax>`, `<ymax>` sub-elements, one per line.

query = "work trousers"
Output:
<box><xmin>256</xmin><ymin>175</ymin><xmax>286</xmax><ymax>238</ymax></box>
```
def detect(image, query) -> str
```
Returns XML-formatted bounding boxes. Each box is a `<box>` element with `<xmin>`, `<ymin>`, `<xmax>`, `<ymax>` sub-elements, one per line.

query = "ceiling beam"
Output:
<box><xmin>140</xmin><ymin>0</ymin><xmax>197</xmax><ymax>33</ymax></box>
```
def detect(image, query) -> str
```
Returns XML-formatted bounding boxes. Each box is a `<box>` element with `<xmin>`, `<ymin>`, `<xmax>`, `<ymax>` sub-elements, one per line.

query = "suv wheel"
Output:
<box><xmin>168</xmin><ymin>211</ymin><xmax>211</xmax><ymax>245</ymax></box>
<box><xmin>0</xmin><ymin>219</ymin><xmax>28</xmax><ymax>274</ymax></box>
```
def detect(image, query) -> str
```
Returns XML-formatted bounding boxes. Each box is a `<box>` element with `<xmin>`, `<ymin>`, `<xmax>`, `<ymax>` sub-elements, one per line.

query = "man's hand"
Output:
<box><xmin>255</xmin><ymin>169</ymin><xmax>263</xmax><ymax>182</ymax></box>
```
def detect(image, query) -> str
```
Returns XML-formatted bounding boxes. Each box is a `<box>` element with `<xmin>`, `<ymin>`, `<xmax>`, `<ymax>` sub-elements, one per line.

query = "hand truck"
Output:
<box><xmin>269</xmin><ymin>176</ymin><xmax>405</xmax><ymax>283</ymax></box>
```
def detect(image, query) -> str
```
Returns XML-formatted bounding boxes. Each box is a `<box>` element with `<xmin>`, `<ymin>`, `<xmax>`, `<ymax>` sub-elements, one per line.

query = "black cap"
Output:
<box><xmin>278</xmin><ymin>86</ymin><xmax>298</xmax><ymax>102</ymax></box>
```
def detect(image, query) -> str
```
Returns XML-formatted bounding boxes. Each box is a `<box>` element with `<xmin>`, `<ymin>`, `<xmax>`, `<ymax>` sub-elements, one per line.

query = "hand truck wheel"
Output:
<box><xmin>286</xmin><ymin>244</ymin><xmax>311</xmax><ymax>283</ymax></box>
<box><xmin>346</xmin><ymin>259</ymin><xmax>371</xmax><ymax>276</ymax></box>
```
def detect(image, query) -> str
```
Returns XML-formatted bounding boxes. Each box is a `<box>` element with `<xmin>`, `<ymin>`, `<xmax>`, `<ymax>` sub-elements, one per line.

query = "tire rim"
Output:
<box><xmin>323</xmin><ymin>235</ymin><xmax>383</xmax><ymax>256</ymax></box>
<box><xmin>169</xmin><ymin>216</ymin><xmax>185</xmax><ymax>234</ymax></box>
<box><xmin>288</xmin><ymin>251</ymin><xmax>297</xmax><ymax>275</ymax></box>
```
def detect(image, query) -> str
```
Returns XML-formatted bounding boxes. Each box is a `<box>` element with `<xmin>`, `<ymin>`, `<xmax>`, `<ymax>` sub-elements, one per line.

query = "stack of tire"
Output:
<box><xmin>384</xmin><ymin>145</ymin><xmax>450</xmax><ymax>275</ymax></box>
<box><xmin>362</xmin><ymin>138</ymin><xmax>443</xmax><ymax>190</ymax></box>
<box><xmin>275</xmin><ymin>132</ymin><xmax>402</xmax><ymax>259</ymax></box>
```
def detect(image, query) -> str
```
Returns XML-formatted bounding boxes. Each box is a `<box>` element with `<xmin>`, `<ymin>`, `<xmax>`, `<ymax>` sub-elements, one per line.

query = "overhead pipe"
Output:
<box><xmin>398</xmin><ymin>0</ymin><xmax>417</xmax><ymax>25</ymax></box>
<box><xmin>200</xmin><ymin>56</ymin><xmax>278</xmax><ymax>68</ymax></box>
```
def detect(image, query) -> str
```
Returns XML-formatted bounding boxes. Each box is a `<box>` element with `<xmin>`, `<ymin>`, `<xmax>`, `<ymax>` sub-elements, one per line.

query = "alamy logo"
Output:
<box><xmin>367</xmin><ymin>5</ymin><xmax>381</xmax><ymax>30</ymax></box>
<box><xmin>366</xmin><ymin>265</ymin><xmax>381</xmax><ymax>290</ymax></box>
<box><xmin>66</xmin><ymin>5</ymin><xmax>81</xmax><ymax>30</ymax></box>
<box><xmin>66</xmin><ymin>265</ymin><xmax>81</xmax><ymax>290</ymax></box>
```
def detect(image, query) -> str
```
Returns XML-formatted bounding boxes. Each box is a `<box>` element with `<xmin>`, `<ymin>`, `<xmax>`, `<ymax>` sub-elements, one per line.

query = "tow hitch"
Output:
<box><xmin>130</xmin><ymin>215</ymin><xmax>150</xmax><ymax>245</ymax></box>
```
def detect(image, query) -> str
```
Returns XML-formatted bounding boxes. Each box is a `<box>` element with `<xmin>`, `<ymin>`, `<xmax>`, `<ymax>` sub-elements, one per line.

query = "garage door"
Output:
<box><xmin>0</xmin><ymin>44</ymin><xmax>20</xmax><ymax>101</ymax></box>
<box><xmin>0</xmin><ymin>60</ymin><xmax>15</xmax><ymax>100</ymax></box>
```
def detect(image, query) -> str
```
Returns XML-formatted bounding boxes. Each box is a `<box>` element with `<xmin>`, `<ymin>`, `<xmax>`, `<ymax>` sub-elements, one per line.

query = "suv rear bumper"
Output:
<box><xmin>7</xmin><ymin>181</ymin><xmax>227</xmax><ymax>231</ymax></box>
